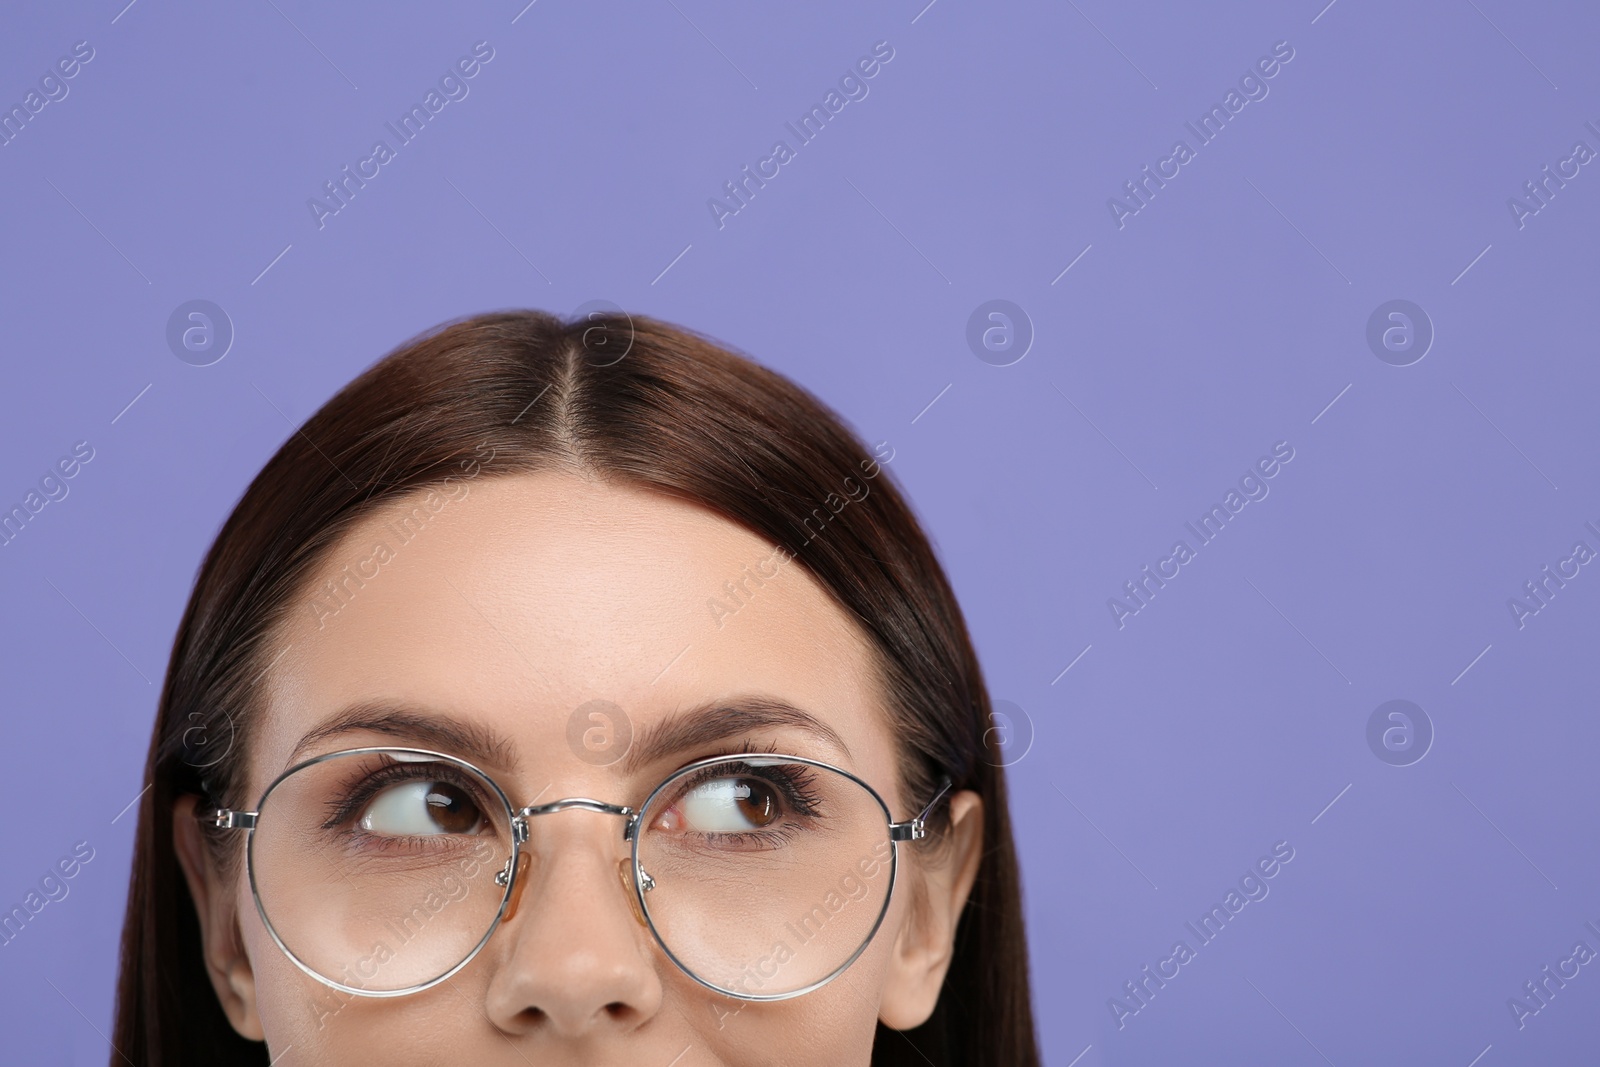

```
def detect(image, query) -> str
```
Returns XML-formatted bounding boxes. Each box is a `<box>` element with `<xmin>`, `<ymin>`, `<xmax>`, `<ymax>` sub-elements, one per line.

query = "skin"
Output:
<box><xmin>174</xmin><ymin>468</ymin><xmax>984</xmax><ymax>1066</ymax></box>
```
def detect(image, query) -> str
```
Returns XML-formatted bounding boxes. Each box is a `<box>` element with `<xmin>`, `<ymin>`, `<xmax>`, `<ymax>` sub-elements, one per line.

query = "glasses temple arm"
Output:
<box><xmin>198</xmin><ymin>807</ymin><xmax>257</xmax><ymax>830</ymax></box>
<box><xmin>889</xmin><ymin>775</ymin><xmax>955</xmax><ymax>842</ymax></box>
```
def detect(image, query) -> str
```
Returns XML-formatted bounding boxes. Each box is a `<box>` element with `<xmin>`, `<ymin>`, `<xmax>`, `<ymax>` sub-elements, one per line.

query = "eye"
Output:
<box><xmin>667</xmin><ymin>776</ymin><xmax>780</xmax><ymax>833</ymax></box>
<box><xmin>358</xmin><ymin>779</ymin><xmax>484</xmax><ymax>836</ymax></box>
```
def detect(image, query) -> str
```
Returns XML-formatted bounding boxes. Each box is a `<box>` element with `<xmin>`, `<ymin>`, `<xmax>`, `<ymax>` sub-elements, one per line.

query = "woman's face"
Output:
<box><xmin>176</xmin><ymin>469</ymin><xmax>980</xmax><ymax>1066</ymax></box>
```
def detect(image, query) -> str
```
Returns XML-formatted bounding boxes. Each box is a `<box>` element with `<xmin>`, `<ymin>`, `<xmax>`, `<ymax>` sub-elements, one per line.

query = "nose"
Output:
<box><xmin>482</xmin><ymin>811</ymin><xmax>663</xmax><ymax>1037</ymax></box>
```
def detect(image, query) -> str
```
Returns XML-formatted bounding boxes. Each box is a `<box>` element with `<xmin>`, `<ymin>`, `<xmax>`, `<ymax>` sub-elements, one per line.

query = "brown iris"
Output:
<box><xmin>733</xmin><ymin>778</ymin><xmax>778</xmax><ymax>827</ymax></box>
<box><xmin>424</xmin><ymin>782</ymin><xmax>482</xmax><ymax>834</ymax></box>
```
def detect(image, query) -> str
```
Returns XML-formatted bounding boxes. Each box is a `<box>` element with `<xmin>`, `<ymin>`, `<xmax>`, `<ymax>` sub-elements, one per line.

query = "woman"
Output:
<box><xmin>112</xmin><ymin>309</ymin><xmax>1041</xmax><ymax>1065</ymax></box>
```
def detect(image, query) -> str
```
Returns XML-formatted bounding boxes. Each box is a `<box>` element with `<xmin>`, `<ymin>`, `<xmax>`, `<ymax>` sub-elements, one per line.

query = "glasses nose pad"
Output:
<box><xmin>499</xmin><ymin>851</ymin><xmax>532</xmax><ymax>922</ymax></box>
<box><xmin>617</xmin><ymin>858</ymin><xmax>654</xmax><ymax>928</ymax></box>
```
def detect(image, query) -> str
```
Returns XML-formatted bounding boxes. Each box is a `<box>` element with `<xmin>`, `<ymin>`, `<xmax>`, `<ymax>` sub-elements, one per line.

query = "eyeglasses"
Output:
<box><xmin>201</xmin><ymin>746</ymin><xmax>952</xmax><ymax>1002</ymax></box>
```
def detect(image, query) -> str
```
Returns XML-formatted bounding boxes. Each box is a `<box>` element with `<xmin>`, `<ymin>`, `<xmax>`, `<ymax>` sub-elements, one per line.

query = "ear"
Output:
<box><xmin>172</xmin><ymin>794</ymin><xmax>266</xmax><ymax>1041</ymax></box>
<box><xmin>878</xmin><ymin>789</ymin><xmax>984</xmax><ymax>1030</ymax></box>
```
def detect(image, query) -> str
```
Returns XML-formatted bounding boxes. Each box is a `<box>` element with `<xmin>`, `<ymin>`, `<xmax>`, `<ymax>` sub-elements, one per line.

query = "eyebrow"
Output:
<box><xmin>285</xmin><ymin>699</ymin><xmax>520</xmax><ymax>774</ymax></box>
<box><xmin>284</xmin><ymin>695</ymin><xmax>851</xmax><ymax>780</ymax></box>
<box><xmin>621</xmin><ymin>695</ymin><xmax>852</xmax><ymax>775</ymax></box>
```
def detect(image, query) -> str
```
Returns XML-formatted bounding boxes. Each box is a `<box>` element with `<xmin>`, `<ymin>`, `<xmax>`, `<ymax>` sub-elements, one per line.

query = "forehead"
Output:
<box><xmin>252</xmin><ymin>469</ymin><xmax>897</xmax><ymax>800</ymax></box>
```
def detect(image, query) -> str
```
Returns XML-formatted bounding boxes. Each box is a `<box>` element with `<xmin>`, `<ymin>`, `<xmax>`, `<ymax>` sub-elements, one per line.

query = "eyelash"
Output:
<box><xmin>319</xmin><ymin>758</ymin><xmax>494</xmax><ymax>837</ymax></box>
<box><xmin>663</xmin><ymin>738</ymin><xmax>826</xmax><ymax>847</ymax></box>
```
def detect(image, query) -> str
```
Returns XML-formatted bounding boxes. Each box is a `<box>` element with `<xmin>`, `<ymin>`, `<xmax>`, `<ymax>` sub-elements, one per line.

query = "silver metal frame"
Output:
<box><xmin>202</xmin><ymin>745</ymin><xmax>954</xmax><ymax>1002</ymax></box>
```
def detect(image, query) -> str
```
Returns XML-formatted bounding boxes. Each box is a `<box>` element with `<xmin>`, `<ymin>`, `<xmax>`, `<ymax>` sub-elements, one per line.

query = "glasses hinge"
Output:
<box><xmin>203</xmin><ymin>809</ymin><xmax>257</xmax><ymax>830</ymax></box>
<box><xmin>889</xmin><ymin>775</ymin><xmax>954</xmax><ymax>843</ymax></box>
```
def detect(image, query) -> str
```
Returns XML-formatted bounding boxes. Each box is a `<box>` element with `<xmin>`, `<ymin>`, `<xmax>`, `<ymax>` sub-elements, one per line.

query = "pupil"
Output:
<box><xmin>426</xmin><ymin>782</ymin><xmax>479</xmax><ymax>833</ymax></box>
<box><xmin>735</xmin><ymin>779</ymin><xmax>777</xmax><ymax>827</ymax></box>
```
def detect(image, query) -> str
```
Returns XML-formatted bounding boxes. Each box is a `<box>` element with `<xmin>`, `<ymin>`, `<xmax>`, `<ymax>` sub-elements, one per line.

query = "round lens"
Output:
<box><xmin>634</xmin><ymin>756</ymin><xmax>897</xmax><ymax>998</ymax></box>
<box><xmin>249</xmin><ymin>748</ymin><xmax>516</xmax><ymax>994</ymax></box>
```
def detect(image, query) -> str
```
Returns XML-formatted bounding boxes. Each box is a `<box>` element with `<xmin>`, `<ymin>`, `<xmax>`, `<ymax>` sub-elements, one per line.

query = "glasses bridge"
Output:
<box><xmin>510</xmin><ymin>797</ymin><xmax>639</xmax><ymax>844</ymax></box>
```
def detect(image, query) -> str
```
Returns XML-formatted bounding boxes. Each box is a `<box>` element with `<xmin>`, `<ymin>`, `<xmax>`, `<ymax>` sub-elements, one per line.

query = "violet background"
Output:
<box><xmin>2</xmin><ymin>1</ymin><xmax>1598</xmax><ymax>1063</ymax></box>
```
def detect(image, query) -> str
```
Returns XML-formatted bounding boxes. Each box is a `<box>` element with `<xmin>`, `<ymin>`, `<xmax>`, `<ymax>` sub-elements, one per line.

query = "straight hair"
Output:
<box><xmin>111</xmin><ymin>309</ymin><xmax>1041</xmax><ymax>1065</ymax></box>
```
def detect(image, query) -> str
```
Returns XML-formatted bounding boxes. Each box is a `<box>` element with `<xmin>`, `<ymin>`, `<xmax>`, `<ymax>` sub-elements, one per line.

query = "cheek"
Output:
<box><xmin>684</xmin><ymin>888</ymin><xmax>903</xmax><ymax>1060</ymax></box>
<box><xmin>685</xmin><ymin>972</ymin><xmax>885</xmax><ymax>1062</ymax></box>
<box><xmin>234</xmin><ymin>894</ymin><xmax>383</xmax><ymax>1058</ymax></box>
<box><xmin>249</xmin><ymin>940</ymin><xmax>456</xmax><ymax>1064</ymax></box>
<box><xmin>238</xmin><ymin>910</ymin><xmax>327</xmax><ymax>1049</ymax></box>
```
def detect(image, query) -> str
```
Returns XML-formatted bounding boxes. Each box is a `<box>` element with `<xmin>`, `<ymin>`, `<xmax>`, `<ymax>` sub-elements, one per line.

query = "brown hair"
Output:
<box><xmin>111</xmin><ymin>309</ymin><xmax>1040</xmax><ymax>1065</ymax></box>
